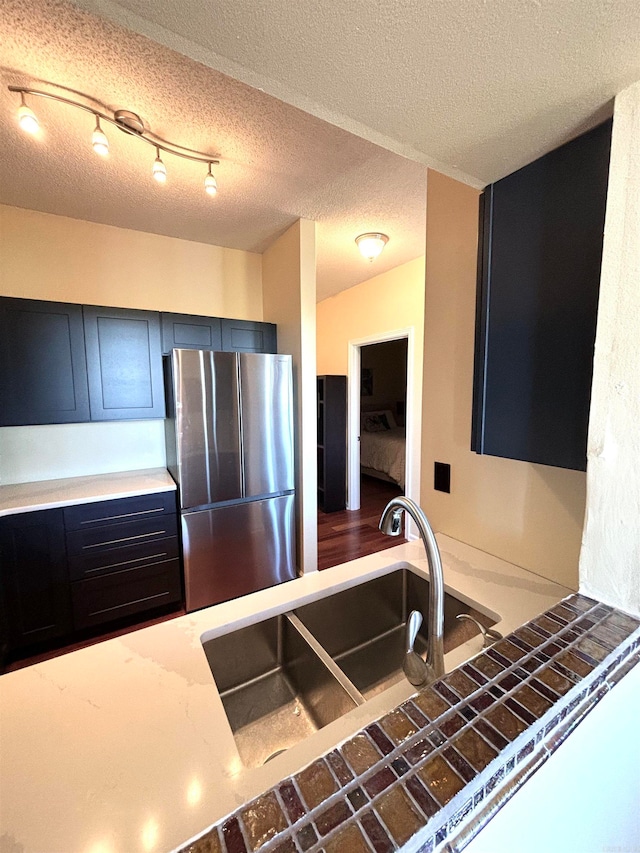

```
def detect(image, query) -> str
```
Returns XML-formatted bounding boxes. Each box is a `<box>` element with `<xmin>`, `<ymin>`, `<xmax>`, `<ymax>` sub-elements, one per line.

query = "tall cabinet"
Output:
<box><xmin>472</xmin><ymin>119</ymin><xmax>612</xmax><ymax>471</ymax></box>
<box><xmin>317</xmin><ymin>375</ymin><xmax>347</xmax><ymax>513</ymax></box>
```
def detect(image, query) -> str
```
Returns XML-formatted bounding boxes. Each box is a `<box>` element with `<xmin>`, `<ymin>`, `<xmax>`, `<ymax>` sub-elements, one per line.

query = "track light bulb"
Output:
<box><xmin>153</xmin><ymin>148</ymin><xmax>167</xmax><ymax>183</ymax></box>
<box><xmin>204</xmin><ymin>165</ymin><xmax>217</xmax><ymax>196</ymax></box>
<box><xmin>92</xmin><ymin>116</ymin><xmax>109</xmax><ymax>157</ymax></box>
<box><xmin>17</xmin><ymin>94</ymin><xmax>39</xmax><ymax>134</ymax></box>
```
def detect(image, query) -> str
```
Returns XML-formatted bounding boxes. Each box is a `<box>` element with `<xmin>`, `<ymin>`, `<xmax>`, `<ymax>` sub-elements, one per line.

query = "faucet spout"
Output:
<box><xmin>379</xmin><ymin>497</ymin><xmax>445</xmax><ymax>684</ymax></box>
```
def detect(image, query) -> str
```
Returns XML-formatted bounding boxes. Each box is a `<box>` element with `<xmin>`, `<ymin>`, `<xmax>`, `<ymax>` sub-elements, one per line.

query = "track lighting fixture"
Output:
<box><xmin>91</xmin><ymin>115</ymin><xmax>109</xmax><ymax>157</ymax></box>
<box><xmin>204</xmin><ymin>163</ymin><xmax>217</xmax><ymax>196</ymax></box>
<box><xmin>17</xmin><ymin>92</ymin><xmax>39</xmax><ymax>135</ymax></box>
<box><xmin>153</xmin><ymin>147</ymin><xmax>167</xmax><ymax>183</ymax></box>
<box><xmin>9</xmin><ymin>84</ymin><xmax>220</xmax><ymax>195</ymax></box>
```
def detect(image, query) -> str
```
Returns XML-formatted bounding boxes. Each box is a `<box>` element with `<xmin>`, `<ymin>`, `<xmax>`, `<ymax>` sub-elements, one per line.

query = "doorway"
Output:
<box><xmin>358</xmin><ymin>338</ymin><xmax>407</xmax><ymax>509</ymax></box>
<box><xmin>347</xmin><ymin>327</ymin><xmax>418</xmax><ymax>513</ymax></box>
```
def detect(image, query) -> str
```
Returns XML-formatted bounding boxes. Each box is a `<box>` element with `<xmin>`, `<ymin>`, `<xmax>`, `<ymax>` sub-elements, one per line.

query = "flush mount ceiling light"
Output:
<box><xmin>9</xmin><ymin>84</ymin><xmax>220</xmax><ymax>196</ymax></box>
<box><xmin>355</xmin><ymin>232</ymin><xmax>389</xmax><ymax>261</ymax></box>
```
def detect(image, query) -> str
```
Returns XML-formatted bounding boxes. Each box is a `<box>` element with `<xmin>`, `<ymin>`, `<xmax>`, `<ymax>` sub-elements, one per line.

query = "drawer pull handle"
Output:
<box><xmin>80</xmin><ymin>506</ymin><xmax>165</xmax><ymax>525</ymax></box>
<box><xmin>83</xmin><ymin>530</ymin><xmax>168</xmax><ymax>549</ymax></box>
<box><xmin>89</xmin><ymin>591</ymin><xmax>170</xmax><ymax>618</ymax></box>
<box><xmin>84</xmin><ymin>553</ymin><xmax>169</xmax><ymax>575</ymax></box>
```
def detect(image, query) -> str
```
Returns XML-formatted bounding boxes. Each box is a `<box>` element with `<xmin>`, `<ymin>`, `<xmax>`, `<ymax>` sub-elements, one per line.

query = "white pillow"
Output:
<box><xmin>362</xmin><ymin>409</ymin><xmax>397</xmax><ymax>432</ymax></box>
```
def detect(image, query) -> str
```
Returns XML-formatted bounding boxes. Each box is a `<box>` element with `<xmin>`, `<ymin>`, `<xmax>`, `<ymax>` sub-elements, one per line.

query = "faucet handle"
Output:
<box><xmin>456</xmin><ymin>613</ymin><xmax>503</xmax><ymax>648</ymax></box>
<box><xmin>406</xmin><ymin>610</ymin><xmax>423</xmax><ymax>654</ymax></box>
<box><xmin>404</xmin><ymin>610</ymin><xmax>430</xmax><ymax>687</ymax></box>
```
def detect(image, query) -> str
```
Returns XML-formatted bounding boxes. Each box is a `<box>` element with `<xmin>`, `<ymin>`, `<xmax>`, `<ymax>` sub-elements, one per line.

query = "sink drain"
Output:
<box><xmin>263</xmin><ymin>748</ymin><xmax>287</xmax><ymax>764</ymax></box>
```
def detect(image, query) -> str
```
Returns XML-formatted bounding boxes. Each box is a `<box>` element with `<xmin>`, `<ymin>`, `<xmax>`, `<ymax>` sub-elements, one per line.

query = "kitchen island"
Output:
<box><xmin>0</xmin><ymin>535</ymin><xmax>637</xmax><ymax>853</ymax></box>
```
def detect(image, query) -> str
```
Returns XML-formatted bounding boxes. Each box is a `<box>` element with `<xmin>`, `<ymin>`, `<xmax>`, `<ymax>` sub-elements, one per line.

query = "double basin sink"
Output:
<box><xmin>202</xmin><ymin>568</ymin><xmax>497</xmax><ymax>769</ymax></box>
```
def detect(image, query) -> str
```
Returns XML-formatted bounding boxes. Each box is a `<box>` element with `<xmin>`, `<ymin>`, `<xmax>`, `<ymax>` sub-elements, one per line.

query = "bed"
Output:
<box><xmin>360</xmin><ymin>409</ymin><xmax>406</xmax><ymax>490</ymax></box>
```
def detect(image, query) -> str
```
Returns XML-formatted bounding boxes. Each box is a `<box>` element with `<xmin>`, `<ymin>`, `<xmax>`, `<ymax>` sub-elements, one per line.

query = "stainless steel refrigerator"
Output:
<box><xmin>165</xmin><ymin>349</ymin><xmax>296</xmax><ymax>612</ymax></box>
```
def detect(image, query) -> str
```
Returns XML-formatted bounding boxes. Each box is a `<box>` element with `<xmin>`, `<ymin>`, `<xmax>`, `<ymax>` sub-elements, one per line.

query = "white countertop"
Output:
<box><xmin>0</xmin><ymin>535</ymin><xmax>572</xmax><ymax>853</ymax></box>
<box><xmin>0</xmin><ymin>468</ymin><xmax>176</xmax><ymax>517</ymax></box>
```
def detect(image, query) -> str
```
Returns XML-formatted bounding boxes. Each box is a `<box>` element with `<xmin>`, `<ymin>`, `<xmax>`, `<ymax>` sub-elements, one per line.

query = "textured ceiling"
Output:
<box><xmin>3</xmin><ymin>1</ymin><xmax>640</xmax><ymax>301</ymax></box>
<box><xmin>72</xmin><ymin>0</ymin><xmax>640</xmax><ymax>184</ymax></box>
<box><xmin>0</xmin><ymin>0</ymin><xmax>426</xmax><ymax>301</ymax></box>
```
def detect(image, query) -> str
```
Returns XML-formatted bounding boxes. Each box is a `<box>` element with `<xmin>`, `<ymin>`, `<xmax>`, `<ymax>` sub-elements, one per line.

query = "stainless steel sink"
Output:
<box><xmin>202</xmin><ymin>612</ymin><xmax>360</xmax><ymax>768</ymax></box>
<box><xmin>202</xmin><ymin>568</ymin><xmax>497</xmax><ymax>769</ymax></box>
<box><xmin>294</xmin><ymin>569</ymin><xmax>495</xmax><ymax>700</ymax></box>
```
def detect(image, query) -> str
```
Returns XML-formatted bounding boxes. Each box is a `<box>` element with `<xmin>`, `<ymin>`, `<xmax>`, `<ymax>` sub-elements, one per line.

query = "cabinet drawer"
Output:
<box><xmin>71</xmin><ymin>559</ymin><xmax>182</xmax><ymax>630</ymax></box>
<box><xmin>64</xmin><ymin>492</ymin><xmax>176</xmax><ymax>531</ymax></box>
<box><xmin>66</xmin><ymin>515</ymin><xmax>177</xmax><ymax>562</ymax></box>
<box><xmin>67</xmin><ymin>534</ymin><xmax>179</xmax><ymax>581</ymax></box>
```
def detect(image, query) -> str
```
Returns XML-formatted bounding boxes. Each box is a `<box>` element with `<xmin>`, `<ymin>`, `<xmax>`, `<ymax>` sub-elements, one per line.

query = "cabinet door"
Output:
<box><xmin>0</xmin><ymin>298</ymin><xmax>90</xmax><ymax>425</ymax></box>
<box><xmin>220</xmin><ymin>319</ymin><xmax>277</xmax><ymax>353</ymax></box>
<box><xmin>160</xmin><ymin>312</ymin><xmax>222</xmax><ymax>355</ymax></box>
<box><xmin>472</xmin><ymin>120</ymin><xmax>611</xmax><ymax>471</ymax></box>
<box><xmin>83</xmin><ymin>306</ymin><xmax>165</xmax><ymax>420</ymax></box>
<box><xmin>0</xmin><ymin>510</ymin><xmax>72</xmax><ymax>648</ymax></box>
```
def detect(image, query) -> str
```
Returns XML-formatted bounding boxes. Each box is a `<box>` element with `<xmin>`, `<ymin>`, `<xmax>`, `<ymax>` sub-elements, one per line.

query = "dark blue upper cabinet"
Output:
<box><xmin>0</xmin><ymin>299</ymin><xmax>278</xmax><ymax>426</ymax></box>
<box><xmin>83</xmin><ymin>305</ymin><xmax>166</xmax><ymax>420</ymax></box>
<box><xmin>221</xmin><ymin>318</ymin><xmax>277</xmax><ymax>353</ymax></box>
<box><xmin>160</xmin><ymin>312</ymin><xmax>223</xmax><ymax>355</ymax></box>
<box><xmin>0</xmin><ymin>298</ymin><xmax>90</xmax><ymax>426</ymax></box>
<box><xmin>472</xmin><ymin>120</ymin><xmax>612</xmax><ymax>471</ymax></box>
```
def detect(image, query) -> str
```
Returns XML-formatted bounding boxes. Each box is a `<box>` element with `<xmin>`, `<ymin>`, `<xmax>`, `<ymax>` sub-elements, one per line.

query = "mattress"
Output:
<box><xmin>360</xmin><ymin>426</ymin><xmax>406</xmax><ymax>489</ymax></box>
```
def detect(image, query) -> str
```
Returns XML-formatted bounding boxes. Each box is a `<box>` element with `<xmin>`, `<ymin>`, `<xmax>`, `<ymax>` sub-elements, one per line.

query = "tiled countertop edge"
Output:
<box><xmin>177</xmin><ymin>595</ymin><xmax>640</xmax><ymax>853</ymax></box>
<box><xmin>443</xmin><ymin>646</ymin><xmax>640</xmax><ymax>853</ymax></box>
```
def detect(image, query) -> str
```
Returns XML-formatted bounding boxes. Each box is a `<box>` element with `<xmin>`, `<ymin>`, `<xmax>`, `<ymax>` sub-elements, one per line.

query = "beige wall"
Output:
<box><xmin>317</xmin><ymin>257</ymin><xmax>425</xmax><ymax>508</ymax></box>
<box><xmin>580</xmin><ymin>81</ymin><xmax>640</xmax><ymax>615</ymax></box>
<box><xmin>263</xmin><ymin>219</ymin><xmax>318</xmax><ymax>573</ymax></box>
<box><xmin>317</xmin><ymin>257</ymin><xmax>424</xmax><ymax>375</ymax></box>
<box><xmin>0</xmin><ymin>204</ymin><xmax>262</xmax><ymax>317</ymax></box>
<box><xmin>0</xmin><ymin>204</ymin><xmax>263</xmax><ymax>484</ymax></box>
<box><xmin>421</xmin><ymin>169</ymin><xmax>586</xmax><ymax>589</ymax></box>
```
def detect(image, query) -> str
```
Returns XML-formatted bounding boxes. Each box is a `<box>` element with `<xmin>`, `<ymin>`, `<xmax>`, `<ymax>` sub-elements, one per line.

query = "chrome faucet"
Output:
<box><xmin>379</xmin><ymin>496</ymin><xmax>445</xmax><ymax>686</ymax></box>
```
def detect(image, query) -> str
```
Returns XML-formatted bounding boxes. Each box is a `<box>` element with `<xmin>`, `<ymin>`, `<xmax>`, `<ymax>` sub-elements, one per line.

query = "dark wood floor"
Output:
<box><xmin>318</xmin><ymin>475</ymin><xmax>406</xmax><ymax>571</ymax></box>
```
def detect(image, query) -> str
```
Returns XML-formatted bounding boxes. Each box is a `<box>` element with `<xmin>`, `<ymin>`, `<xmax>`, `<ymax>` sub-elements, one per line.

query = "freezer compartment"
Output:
<box><xmin>181</xmin><ymin>494</ymin><xmax>296</xmax><ymax>612</ymax></box>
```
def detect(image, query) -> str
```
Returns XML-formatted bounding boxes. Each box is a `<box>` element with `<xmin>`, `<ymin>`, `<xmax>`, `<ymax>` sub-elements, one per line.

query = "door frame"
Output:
<box><xmin>347</xmin><ymin>326</ymin><xmax>420</xmax><ymax>521</ymax></box>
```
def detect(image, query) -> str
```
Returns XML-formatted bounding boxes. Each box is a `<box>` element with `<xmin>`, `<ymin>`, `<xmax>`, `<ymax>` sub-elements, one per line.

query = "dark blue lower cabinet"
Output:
<box><xmin>0</xmin><ymin>494</ymin><xmax>183</xmax><ymax>663</ymax></box>
<box><xmin>0</xmin><ymin>509</ymin><xmax>73</xmax><ymax>650</ymax></box>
